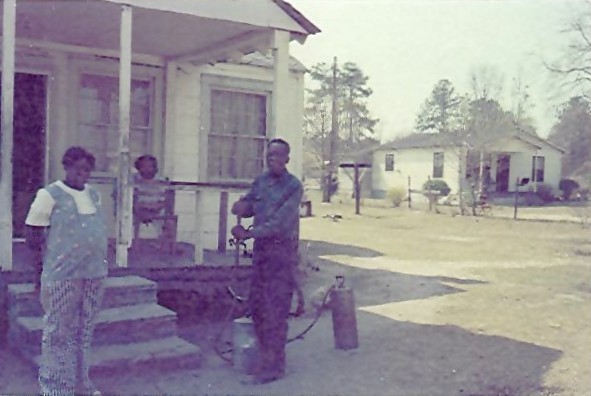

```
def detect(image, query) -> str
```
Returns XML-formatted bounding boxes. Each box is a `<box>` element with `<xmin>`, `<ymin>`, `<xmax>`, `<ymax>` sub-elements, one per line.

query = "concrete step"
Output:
<box><xmin>32</xmin><ymin>336</ymin><xmax>202</xmax><ymax>372</ymax></box>
<box><xmin>11</xmin><ymin>303</ymin><xmax>177</xmax><ymax>357</ymax></box>
<box><xmin>7</xmin><ymin>276</ymin><xmax>158</xmax><ymax>317</ymax></box>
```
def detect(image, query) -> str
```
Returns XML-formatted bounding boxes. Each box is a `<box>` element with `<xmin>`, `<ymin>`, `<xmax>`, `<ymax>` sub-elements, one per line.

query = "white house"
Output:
<box><xmin>372</xmin><ymin>132</ymin><xmax>564</xmax><ymax>200</ymax></box>
<box><xmin>0</xmin><ymin>0</ymin><xmax>320</xmax><ymax>269</ymax></box>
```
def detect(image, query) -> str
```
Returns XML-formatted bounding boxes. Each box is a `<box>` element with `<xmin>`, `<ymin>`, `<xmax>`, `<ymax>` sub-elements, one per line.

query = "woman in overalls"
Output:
<box><xmin>26</xmin><ymin>146</ymin><xmax>107</xmax><ymax>396</ymax></box>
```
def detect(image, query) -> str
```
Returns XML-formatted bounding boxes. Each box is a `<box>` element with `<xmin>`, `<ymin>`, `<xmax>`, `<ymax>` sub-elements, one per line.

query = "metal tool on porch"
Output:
<box><xmin>213</xmin><ymin>214</ymin><xmax>253</xmax><ymax>367</ymax></box>
<box><xmin>228</xmin><ymin>216</ymin><xmax>252</xmax><ymax>265</ymax></box>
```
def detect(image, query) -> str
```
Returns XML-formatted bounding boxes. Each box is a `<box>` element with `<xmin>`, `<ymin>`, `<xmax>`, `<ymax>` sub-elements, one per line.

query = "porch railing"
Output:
<box><xmin>90</xmin><ymin>176</ymin><xmax>250</xmax><ymax>266</ymax></box>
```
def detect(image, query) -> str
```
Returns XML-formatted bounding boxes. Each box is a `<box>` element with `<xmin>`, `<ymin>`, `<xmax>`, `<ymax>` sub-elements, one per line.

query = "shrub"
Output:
<box><xmin>559</xmin><ymin>178</ymin><xmax>579</xmax><ymax>200</ymax></box>
<box><xmin>386</xmin><ymin>186</ymin><xmax>407</xmax><ymax>207</ymax></box>
<box><xmin>529</xmin><ymin>183</ymin><xmax>555</xmax><ymax>203</ymax></box>
<box><xmin>422</xmin><ymin>179</ymin><xmax>451</xmax><ymax>198</ymax></box>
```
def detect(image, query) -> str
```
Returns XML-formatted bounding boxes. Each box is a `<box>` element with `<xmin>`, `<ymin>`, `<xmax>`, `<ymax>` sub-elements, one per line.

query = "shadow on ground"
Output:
<box><xmin>301</xmin><ymin>239</ymin><xmax>485</xmax><ymax>307</ymax></box>
<box><xmin>1</xmin><ymin>240</ymin><xmax>562</xmax><ymax>396</ymax></box>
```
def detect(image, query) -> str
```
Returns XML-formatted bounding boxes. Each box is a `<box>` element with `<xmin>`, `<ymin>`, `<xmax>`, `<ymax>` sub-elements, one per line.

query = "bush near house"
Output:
<box><xmin>422</xmin><ymin>179</ymin><xmax>451</xmax><ymax>198</ymax></box>
<box><xmin>559</xmin><ymin>178</ymin><xmax>580</xmax><ymax>200</ymax></box>
<box><xmin>529</xmin><ymin>183</ymin><xmax>555</xmax><ymax>203</ymax></box>
<box><xmin>386</xmin><ymin>186</ymin><xmax>407</xmax><ymax>207</ymax></box>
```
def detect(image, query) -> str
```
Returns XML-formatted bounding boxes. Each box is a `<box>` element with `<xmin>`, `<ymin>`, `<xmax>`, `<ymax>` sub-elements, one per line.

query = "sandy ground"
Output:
<box><xmin>1</xmin><ymin>198</ymin><xmax>590</xmax><ymax>396</ymax></box>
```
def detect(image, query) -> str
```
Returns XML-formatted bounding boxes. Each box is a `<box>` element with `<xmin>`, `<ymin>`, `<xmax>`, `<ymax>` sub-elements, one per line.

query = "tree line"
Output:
<box><xmin>303</xmin><ymin>1</ymin><xmax>591</xmax><ymax>200</ymax></box>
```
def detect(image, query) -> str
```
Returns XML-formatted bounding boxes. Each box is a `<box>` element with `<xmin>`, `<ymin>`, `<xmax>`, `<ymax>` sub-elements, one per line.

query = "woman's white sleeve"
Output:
<box><xmin>24</xmin><ymin>189</ymin><xmax>55</xmax><ymax>227</ymax></box>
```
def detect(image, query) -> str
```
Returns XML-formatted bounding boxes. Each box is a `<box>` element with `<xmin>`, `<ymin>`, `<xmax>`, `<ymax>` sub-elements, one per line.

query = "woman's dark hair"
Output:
<box><xmin>62</xmin><ymin>146</ymin><xmax>95</xmax><ymax>170</ymax></box>
<box><xmin>134</xmin><ymin>155</ymin><xmax>158</xmax><ymax>170</ymax></box>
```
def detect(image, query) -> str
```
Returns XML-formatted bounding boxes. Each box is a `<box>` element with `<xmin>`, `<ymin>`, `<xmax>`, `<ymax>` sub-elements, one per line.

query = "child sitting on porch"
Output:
<box><xmin>132</xmin><ymin>155</ymin><xmax>177</xmax><ymax>252</ymax></box>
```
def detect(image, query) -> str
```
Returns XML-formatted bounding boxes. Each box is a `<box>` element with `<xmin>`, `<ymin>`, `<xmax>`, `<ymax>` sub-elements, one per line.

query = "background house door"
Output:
<box><xmin>1</xmin><ymin>73</ymin><xmax>47</xmax><ymax>238</ymax></box>
<box><xmin>496</xmin><ymin>153</ymin><xmax>511</xmax><ymax>193</ymax></box>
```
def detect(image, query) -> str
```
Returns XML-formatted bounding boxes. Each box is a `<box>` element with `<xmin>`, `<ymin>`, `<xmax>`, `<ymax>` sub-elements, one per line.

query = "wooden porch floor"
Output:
<box><xmin>10</xmin><ymin>239</ymin><xmax>252</xmax><ymax>273</ymax></box>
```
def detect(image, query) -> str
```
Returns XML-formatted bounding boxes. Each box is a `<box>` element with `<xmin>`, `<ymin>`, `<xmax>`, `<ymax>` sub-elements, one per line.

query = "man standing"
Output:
<box><xmin>231</xmin><ymin>138</ymin><xmax>303</xmax><ymax>384</ymax></box>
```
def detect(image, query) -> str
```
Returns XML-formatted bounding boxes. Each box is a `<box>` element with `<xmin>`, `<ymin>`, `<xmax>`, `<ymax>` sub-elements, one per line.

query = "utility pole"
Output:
<box><xmin>325</xmin><ymin>56</ymin><xmax>339</xmax><ymax>203</ymax></box>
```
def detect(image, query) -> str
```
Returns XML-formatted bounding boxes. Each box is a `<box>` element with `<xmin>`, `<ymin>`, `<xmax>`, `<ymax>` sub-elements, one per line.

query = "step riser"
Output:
<box><xmin>90</xmin><ymin>353</ymin><xmax>202</xmax><ymax>374</ymax></box>
<box><xmin>6</xmin><ymin>276</ymin><xmax>202</xmax><ymax>373</ymax></box>
<box><xmin>18</xmin><ymin>349</ymin><xmax>202</xmax><ymax>373</ymax></box>
<box><xmin>8</xmin><ymin>286</ymin><xmax>158</xmax><ymax>317</ymax></box>
<box><xmin>16</xmin><ymin>346</ymin><xmax>202</xmax><ymax>373</ymax></box>
<box><xmin>9</xmin><ymin>316</ymin><xmax>177</xmax><ymax>356</ymax></box>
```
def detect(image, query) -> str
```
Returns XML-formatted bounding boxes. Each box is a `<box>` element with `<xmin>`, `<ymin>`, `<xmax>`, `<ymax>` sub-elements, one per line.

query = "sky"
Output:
<box><xmin>288</xmin><ymin>0</ymin><xmax>584</xmax><ymax>142</ymax></box>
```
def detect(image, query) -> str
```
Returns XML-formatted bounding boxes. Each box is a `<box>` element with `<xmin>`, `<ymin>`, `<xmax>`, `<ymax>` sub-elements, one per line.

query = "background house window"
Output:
<box><xmin>532</xmin><ymin>155</ymin><xmax>545</xmax><ymax>182</ymax></box>
<box><xmin>208</xmin><ymin>89</ymin><xmax>267</xmax><ymax>181</ymax></box>
<box><xmin>385</xmin><ymin>153</ymin><xmax>394</xmax><ymax>172</ymax></box>
<box><xmin>78</xmin><ymin>74</ymin><xmax>152</xmax><ymax>173</ymax></box>
<box><xmin>433</xmin><ymin>152</ymin><xmax>444</xmax><ymax>178</ymax></box>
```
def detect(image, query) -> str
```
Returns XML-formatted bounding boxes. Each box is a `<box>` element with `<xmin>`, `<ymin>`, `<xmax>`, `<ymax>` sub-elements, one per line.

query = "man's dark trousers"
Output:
<box><xmin>249</xmin><ymin>239</ymin><xmax>296</xmax><ymax>376</ymax></box>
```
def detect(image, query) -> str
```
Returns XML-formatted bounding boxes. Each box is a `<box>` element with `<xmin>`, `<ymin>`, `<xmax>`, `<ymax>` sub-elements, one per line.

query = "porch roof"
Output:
<box><xmin>4</xmin><ymin>0</ymin><xmax>319</xmax><ymax>64</ymax></box>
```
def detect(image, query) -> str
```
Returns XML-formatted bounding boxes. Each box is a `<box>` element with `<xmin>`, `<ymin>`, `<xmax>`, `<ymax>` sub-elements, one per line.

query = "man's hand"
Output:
<box><xmin>231</xmin><ymin>197</ymin><xmax>252</xmax><ymax>217</ymax></box>
<box><xmin>231</xmin><ymin>225</ymin><xmax>252</xmax><ymax>241</ymax></box>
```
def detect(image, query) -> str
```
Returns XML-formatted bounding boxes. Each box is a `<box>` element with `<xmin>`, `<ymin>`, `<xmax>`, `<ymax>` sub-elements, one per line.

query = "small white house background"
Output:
<box><xmin>371</xmin><ymin>132</ymin><xmax>564</xmax><ymax>201</ymax></box>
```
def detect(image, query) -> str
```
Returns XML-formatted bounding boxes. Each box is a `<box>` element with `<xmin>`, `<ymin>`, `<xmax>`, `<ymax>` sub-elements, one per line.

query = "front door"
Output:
<box><xmin>496</xmin><ymin>153</ymin><xmax>511</xmax><ymax>193</ymax></box>
<box><xmin>1</xmin><ymin>73</ymin><xmax>48</xmax><ymax>238</ymax></box>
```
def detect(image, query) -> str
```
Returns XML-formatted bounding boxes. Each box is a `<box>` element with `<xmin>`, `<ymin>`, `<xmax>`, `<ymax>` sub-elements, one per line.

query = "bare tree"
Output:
<box><xmin>545</xmin><ymin>1</ymin><xmax>591</xmax><ymax>98</ymax></box>
<box><xmin>469</xmin><ymin>64</ymin><xmax>505</xmax><ymax>101</ymax></box>
<box><xmin>510</xmin><ymin>69</ymin><xmax>535</xmax><ymax>132</ymax></box>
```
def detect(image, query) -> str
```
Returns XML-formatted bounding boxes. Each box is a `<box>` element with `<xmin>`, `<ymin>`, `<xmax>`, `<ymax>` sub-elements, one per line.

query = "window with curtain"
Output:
<box><xmin>433</xmin><ymin>152</ymin><xmax>444</xmax><ymax>178</ymax></box>
<box><xmin>208</xmin><ymin>89</ymin><xmax>267</xmax><ymax>181</ymax></box>
<box><xmin>531</xmin><ymin>155</ymin><xmax>545</xmax><ymax>182</ymax></box>
<box><xmin>385</xmin><ymin>153</ymin><xmax>394</xmax><ymax>172</ymax></box>
<box><xmin>78</xmin><ymin>74</ymin><xmax>152</xmax><ymax>173</ymax></box>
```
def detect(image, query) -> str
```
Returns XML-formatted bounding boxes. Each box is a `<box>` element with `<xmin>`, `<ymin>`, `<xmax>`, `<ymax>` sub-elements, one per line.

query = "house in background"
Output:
<box><xmin>0</xmin><ymin>0</ymin><xmax>319</xmax><ymax>269</ymax></box>
<box><xmin>372</xmin><ymin>132</ymin><xmax>564</xmax><ymax>201</ymax></box>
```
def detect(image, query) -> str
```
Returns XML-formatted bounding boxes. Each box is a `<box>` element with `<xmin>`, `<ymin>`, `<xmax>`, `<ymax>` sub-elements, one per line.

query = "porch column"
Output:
<box><xmin>163</xmin><ymin>61</ymin><xmax>177</xmax><ymax>178</ymax></box>
<box><xmin>272</xmin><ymin>30</ymin><xmax>290</xmax><ymax>139</ymax></box>
<box><xmin>194</xmin><ymin>191</ymin><xmax>203</xmax><ymax>264</ymax></box>
<box><xmin>0</xmin><ymin>0</ymin><xmax>16</xmax><ymax>271</ymax></box>
<box><xmin>115</xmin><ymin>4</ymin><xmax>133</xmax><ymax>267</ymax></box>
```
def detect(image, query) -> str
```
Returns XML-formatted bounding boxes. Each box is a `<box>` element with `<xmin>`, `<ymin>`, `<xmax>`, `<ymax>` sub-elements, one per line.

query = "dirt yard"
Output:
<box><xmin>296</xmin><ymin>195</ymin><xmax>591</xmax><ymax>396</ymax></box>
<box><xmin>1</xmin><ymin>195</ymin><xmax>590</xmax><ymax>395</ymax></box>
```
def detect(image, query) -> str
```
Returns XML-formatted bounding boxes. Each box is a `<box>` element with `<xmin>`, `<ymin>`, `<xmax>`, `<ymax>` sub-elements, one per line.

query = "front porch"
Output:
<box><xmin>0</xmin><ymin>0</ymin><xmax>319</xmax><ymax>271</ymax></box>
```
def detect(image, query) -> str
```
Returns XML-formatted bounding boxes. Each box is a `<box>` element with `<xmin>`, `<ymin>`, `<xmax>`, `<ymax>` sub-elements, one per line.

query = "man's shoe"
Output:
<box><xmin>241</xmin><ymin>370</ymin><xmax>284</xmax><ymax>385</ymax></box>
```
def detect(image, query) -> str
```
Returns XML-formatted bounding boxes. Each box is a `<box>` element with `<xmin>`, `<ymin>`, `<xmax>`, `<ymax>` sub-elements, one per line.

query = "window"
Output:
<box><xmin>433</xmin><ymin>152</ymin><xmax>444</xmax><ymax>178</ymax></box>
<box><xmin>78</xmin><ymin>74</ymin><xmax>153</xmax><ymax>173</ymax></box>
<box><xmin>385</xmin><ymin>154</ymin><xmax>394</xmax><ymax>172</ymax></box>
<box><xmin>532</xmin><ymin>156</ymin><xmax>545</xmax><ymax>182</ymax></box>
<box><xmin>207</xmin><ymin>89</ymin><xmax>267</xmax><ymax>181</ymax></box>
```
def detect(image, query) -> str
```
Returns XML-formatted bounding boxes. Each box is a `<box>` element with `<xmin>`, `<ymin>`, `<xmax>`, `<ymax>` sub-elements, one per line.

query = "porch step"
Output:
<box><xmin>6</xmin><ymin>276</ymin><xmax>201</xmax><ymax>372</ymax></box>
<box><xmin>7</xmin><ymin>276</ymin><xmax>157</xmax><ymax>317</ymax></box>
<box><xmin>13</xmin><ymin>303</ymin><xmax>177</xmax><ymax>357</ymax></box>
<box><xmin>33</xmin><ymin>336</ymin><xmax>202</xmax><ymax>373</ymax></box>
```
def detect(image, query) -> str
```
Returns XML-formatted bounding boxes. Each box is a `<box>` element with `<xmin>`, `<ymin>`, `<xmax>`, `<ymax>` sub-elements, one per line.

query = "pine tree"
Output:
<box><xmin>415</xmin><ymin>79</ymin><xmax>464</xmax><ymax>134</ymax></box>
<box><xmin>303</xmin><ymin>61</ymin><xmax>379</xmax><ymax>197</ymax></box>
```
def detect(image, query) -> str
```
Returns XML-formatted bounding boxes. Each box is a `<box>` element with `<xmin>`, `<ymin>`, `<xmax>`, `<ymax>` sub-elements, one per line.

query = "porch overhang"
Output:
<box><xmin>2</xmin><ymin>0</ymin><xmax>319</xmax><ymax>65</ymax></box>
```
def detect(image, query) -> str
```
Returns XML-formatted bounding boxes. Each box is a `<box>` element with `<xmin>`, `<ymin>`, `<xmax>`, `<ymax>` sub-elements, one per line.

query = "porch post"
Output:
<box><xmin>115</xmin><ymin>4</ymin><xmax>133</xmax><ymax>267</ymax></box>
<box><xmin>194</xmin><ymin>191</ymin><xmax>203</xmax><ymax>264</ymax></box>
<box><xmin>271</xmin><ymin>30</ymin><xmax>290</xmax><ymax>139</ymax></box>
<box><xmin>0</xmin><ymin>0</ymin><xmax>16</xmax><ymax>271</ymax></box>
<box><xmin>163</xmin><ymin>61</ymin><xmax>177</xmax><ymax>178</ymax></box>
